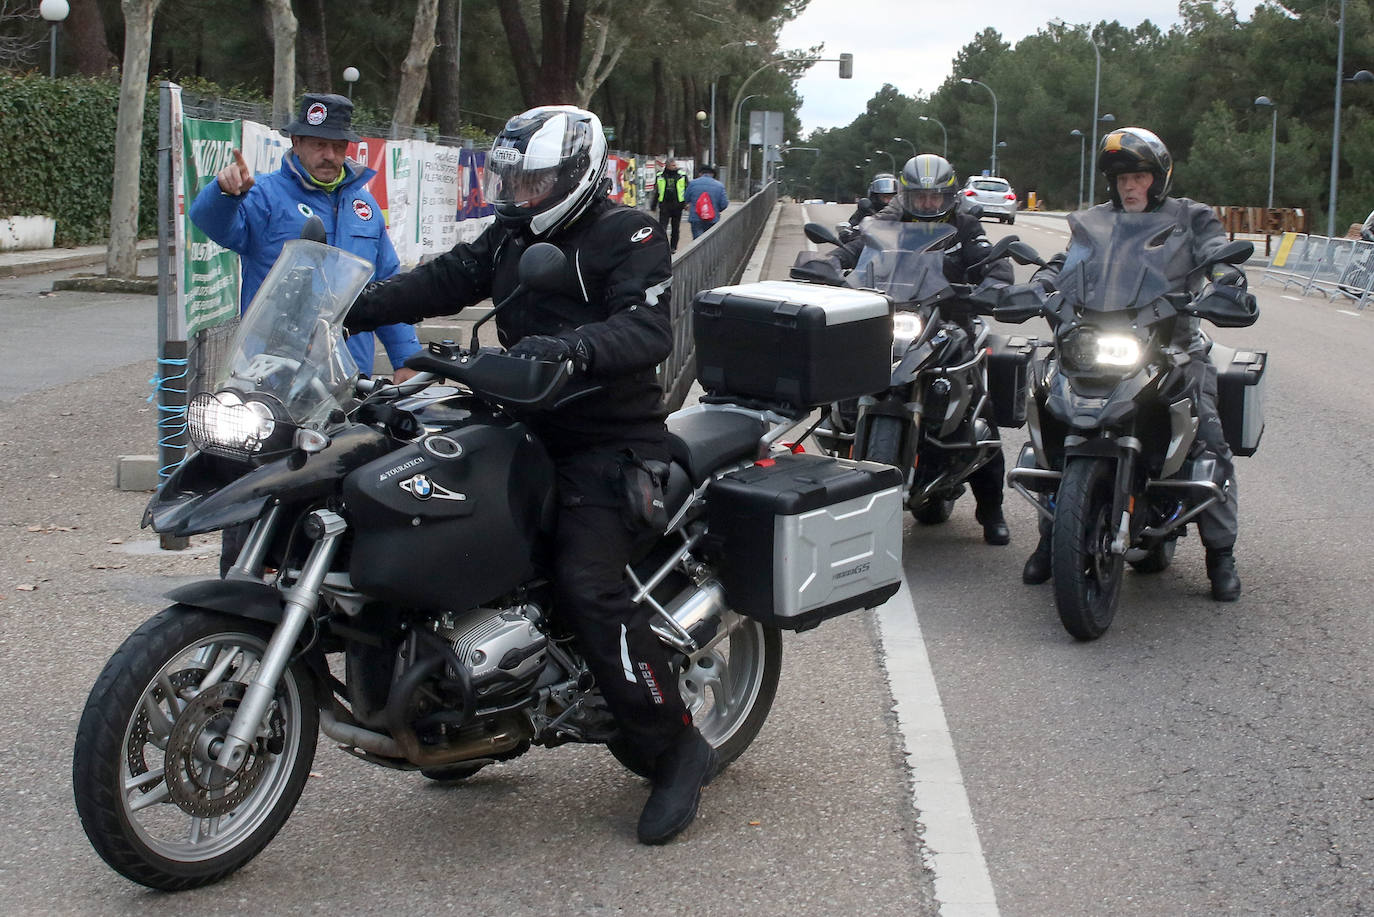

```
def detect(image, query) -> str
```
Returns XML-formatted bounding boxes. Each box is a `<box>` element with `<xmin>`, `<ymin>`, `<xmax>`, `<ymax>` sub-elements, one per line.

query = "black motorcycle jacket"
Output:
<box><xmin>830</xmin><ymin>205</ymin><xmax>1014</xmax><ymax>285</ymax></box>
<box><xmin>346</xmin><ymin>196</ymin><xmax>674</xmax><ymax>452</ymax></box>
<box><xmin>1032</xmin><ymin>197</ymin><xmax>1237</xmax><ymax>354</ymax></box>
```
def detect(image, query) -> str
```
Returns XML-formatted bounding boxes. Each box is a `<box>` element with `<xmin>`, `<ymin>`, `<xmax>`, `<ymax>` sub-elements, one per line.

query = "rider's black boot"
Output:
<box><xmin>1022</xmin><ymin>533</ymin><xmax>1052</xmax><ymax>585</ymax></box>
<box><xmin>975</xmin><ymin>504</ymin><xmax>1010</xmax><ymax>546</ymax></box>
<box><xmin>637</xmin><ymin>728</ymin><xmax>716</xmax><ymax>845</ymax></box>
<box><xmin>1206</xmin><ymin>547</ymin><xmax>1241</xmax><ymax>602</ymax></box>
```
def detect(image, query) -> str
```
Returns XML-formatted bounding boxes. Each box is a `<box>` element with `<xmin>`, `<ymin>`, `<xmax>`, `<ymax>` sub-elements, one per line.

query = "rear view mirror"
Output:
<box><xmin>518</xmin><ymin>242</ymin><xmax>569</xmax><ymax>293</ymax></box>
<box><xmin>1207</xmin><ymin>240</ymin><xmax>1254</xmax><ymax>267</ymax></box>
<box><xmin>300</xmin><ymin>215</ymin><xmax>327</xmax><ymax>244</ymax></box>
<box><xmin>1007</xmin><ymin>240</ymin><xmax>1046</xmax><ymax>267</ymax></box>
<box><xmin>803</xmin><ymin>222</ymin><xmax>843</xmax><ymax>247</ymax></box>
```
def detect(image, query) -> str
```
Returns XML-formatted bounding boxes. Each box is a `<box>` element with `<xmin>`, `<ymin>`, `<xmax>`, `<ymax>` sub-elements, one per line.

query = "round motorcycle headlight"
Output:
<box><xmin>893</xmin><ymin>312</ymin><xmax>924</xmax><ymax>353</ymax></box>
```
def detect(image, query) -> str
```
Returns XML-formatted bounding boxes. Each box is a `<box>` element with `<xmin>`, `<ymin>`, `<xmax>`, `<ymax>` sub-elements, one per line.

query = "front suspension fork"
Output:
<box><xmin>213</xmin><ymin>509</ymin><xmax>345</xmax><ymax>774</ymax></box>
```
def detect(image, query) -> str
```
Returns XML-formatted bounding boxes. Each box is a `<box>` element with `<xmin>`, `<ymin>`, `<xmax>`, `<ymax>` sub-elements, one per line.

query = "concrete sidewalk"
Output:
<box><xmin>0</xmin><ymin>238</ymin><xmax>159</xmax><ymax>278</ymax></box>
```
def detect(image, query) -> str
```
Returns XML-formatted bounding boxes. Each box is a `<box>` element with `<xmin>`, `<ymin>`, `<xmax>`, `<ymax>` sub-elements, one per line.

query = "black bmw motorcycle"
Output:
<box><xmin>998</xmin><ymin>209</ymin><xmax>1264</xmax><ymax>640</ymax></box>
<box><xmin>71</xmin><ymin>230</ymin><xmax>902</xmax><ymax>889</ymax></box>
<box><xmin>793</xmin><ymin>220</ymin><xmax>1029</xmax><ymax>525</ymax></box>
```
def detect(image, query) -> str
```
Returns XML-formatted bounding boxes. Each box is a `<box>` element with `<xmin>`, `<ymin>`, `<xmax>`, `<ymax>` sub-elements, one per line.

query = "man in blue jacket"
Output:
<box><xmin>684</xmin><ymin>164</ymin><xmax>729</xmax><ymax>239</ymax></box>
<box><xmin>190</xmin><ymin>92</ymin><xmax>420</xmax><ymax>380</ymax></box>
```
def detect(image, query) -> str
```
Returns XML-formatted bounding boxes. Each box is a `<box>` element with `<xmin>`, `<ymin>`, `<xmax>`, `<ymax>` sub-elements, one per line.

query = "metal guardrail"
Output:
<box><xmin>660</xmin><ymin>182</ymin><xmax>778</xmax><ymax>411</ymax></box>
<box><xmin>1262</xmin><ymin>230</ymin><xmax>1374</xmax><ymax>309</ymax></box>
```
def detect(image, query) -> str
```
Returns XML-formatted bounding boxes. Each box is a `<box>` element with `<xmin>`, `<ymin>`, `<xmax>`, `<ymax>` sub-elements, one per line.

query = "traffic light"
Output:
<box><xmin>838</xmin><ymin>53</ymin><xmax>854</xmax><ymax>79</ymax></box>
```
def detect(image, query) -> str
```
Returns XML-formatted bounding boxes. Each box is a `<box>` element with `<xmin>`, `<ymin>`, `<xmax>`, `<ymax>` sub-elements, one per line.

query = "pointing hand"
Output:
<box><xmin>216</xmin><ymin>149</ymin><xmax>255</xmax><ymax>196</ymax></box>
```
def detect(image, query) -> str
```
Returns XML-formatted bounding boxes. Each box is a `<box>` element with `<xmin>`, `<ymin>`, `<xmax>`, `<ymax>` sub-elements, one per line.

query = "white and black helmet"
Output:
<box><xmin>482</xmin><ymin>105</ymin><xmax>609</xmax><ymax>237</ymax></box>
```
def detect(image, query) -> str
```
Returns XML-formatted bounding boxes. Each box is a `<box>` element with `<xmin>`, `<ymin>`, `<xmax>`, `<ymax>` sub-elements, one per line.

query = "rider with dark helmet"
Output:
<box><xmin>345</xmin><ymin>105</ymin><xmax>715</xmax><ymax>845</ymax></box>
<box><xmin>830</xmin><ymin>153</ymin><xmax>1014</xmax><ymax>546</ymax></box>
<box><xmin>847</xmin><ymin>172</ymin><xmax>899</xmax><ymax>227</ymax></box>
<box><xmin>1020</xmin><ymin>127</ymin><xmax>1248</xmax><ymax>601</ymax></box>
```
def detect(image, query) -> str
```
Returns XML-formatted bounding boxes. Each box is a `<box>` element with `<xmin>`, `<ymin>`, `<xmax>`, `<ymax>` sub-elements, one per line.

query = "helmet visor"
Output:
<box><xmin>900</xmin><ymin>187</ymin><xmax>955</xmax><ymax>219</ymax></box>
<box><xmin>482</xmin><ymin>110</ymin><xmax>593</xmax><ymax>217</ymax></box>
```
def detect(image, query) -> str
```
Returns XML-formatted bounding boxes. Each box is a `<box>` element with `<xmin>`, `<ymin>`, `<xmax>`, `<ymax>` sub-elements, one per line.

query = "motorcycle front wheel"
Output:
<box><xmin>1052</xmin><ymin>457</ymin><xmax>1125</xmax><ymax>641</ymax></box>
<box><xmin>72</xmin><ymin>605</ymin><xmax>319</xmax><ymax>890</ymax></box>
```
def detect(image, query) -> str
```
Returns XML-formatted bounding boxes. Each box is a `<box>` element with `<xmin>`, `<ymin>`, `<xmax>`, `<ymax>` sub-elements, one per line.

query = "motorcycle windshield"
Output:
<box><xmin>221</xmin><ymin>239</ymin><xmax>374</xmax><ymax>428</ymax></box>
<box><xmin>847</xmin><ymin>221</ymin><xmax>957</xmax><ymax>304</ymax></box>
<box><xmin>1054</xmin><ymin>208</ymin><xmax>1187</xmax><ymax>314</ymax></box>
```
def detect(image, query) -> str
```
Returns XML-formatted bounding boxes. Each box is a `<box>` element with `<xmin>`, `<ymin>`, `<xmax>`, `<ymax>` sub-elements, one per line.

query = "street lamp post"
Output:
<box><xmin>1327</xmin><ymin>0</ymin><xmax>1374</xmax><ymax>234</ymax></box>
<box><xmin>891</xmin><ymin>136</ymin><xmax>918</xmax><ymax>159</ymax></box>
<box><xmin>917</xmin><ymin>116</ymin><xmax>947</xmax><ymax>158</ymax></box>
<box><xmin>727</xmin><ymin>52</ymin><xmax>852</xmax><ymax>197</ymax></box>
<box><xmin>39</xmin><ymin>0</ymin><xmax>69</xmax><ymax>80</ymax></box>
<box><xmin>1254</xmin><ymin>96</ymin><xmax>1277</xmax><ymax>210</ymax></box>
<box><xmin>733</xmin><ymin>92</ymin><xmax>762</xmax><ymax>194</ymax></box>
<box><xmin>1070</xmin><ymin>129</ymin><xmax>1086</xmax><ymax>211</ymax></box>
<box><xmin>708</xmin><ymin>40</ymin><xmax>757</xmax><ymax>167</ymax></box>
<box><xmin>1052</xmin><ymin>19</ymin><xmax>1104</xmax><ymax>206</ymax></box>
<box><xmin>873</xmin><ymin>149</ymin><xmax>896</xmax><ymax>172</ymax></box>
<box><xmin>343</xmin><ymin>66</ymin><xmax>360</xmax><ymax>99</ymax></box>
<box><xmin>960</xmin><ymin>78</ymin><xmax>999</xmax><ymax>175</ymax></box>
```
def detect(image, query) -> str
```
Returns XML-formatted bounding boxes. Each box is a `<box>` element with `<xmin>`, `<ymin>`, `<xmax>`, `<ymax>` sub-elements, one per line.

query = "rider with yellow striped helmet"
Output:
<box><xmin>897</xmin><ymin>154</ymin><xmax>960</xmax><ymax>221</ymax></box>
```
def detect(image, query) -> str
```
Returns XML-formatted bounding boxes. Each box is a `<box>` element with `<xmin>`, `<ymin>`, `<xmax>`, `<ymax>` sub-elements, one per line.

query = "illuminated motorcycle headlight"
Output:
<box><xmin>188</xmin><ymin>391</ymin><xmax>279</xmax><ymax>458</ymax></box>
<box><xmin>1060</xmin><ymin>329</ymin><xmax>1141</xmax><ymax>372</ymax></box>
<box><xmin>892</xmin><ymin>312</ymin><xmax>924</xmax><ymax>354</ymax></box>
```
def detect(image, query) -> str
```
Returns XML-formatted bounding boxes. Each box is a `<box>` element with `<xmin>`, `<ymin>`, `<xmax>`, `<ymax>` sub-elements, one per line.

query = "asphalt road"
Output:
<box><xmin>795</xmin><ymin>204</ymin><xmax>1374</xmax><ymax>916</ymax></box>
<box><xmin>3</xmin><ymin>205</ymin><xmax>1371</xmax><ymax>916</ymax></box>
<box><xmin>0</xmin><ymin>242</ymin><xmax>935</xmax><ymax>915</ymax></box>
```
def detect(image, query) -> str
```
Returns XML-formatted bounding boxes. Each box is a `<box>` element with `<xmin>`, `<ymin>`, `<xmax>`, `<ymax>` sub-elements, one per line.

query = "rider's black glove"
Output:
<box><xmin>508</xmin><ymin>333</ymin><xmax>592</xmax><ymax>372</ymax></box>
<box><xmin>1208</xmin><ymin>264</ymin><xmax>1250</xmax><ymax>305</ymax></box>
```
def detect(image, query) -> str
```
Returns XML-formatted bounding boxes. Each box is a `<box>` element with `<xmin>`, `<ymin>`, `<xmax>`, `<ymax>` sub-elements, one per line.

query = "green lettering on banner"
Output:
<box><xmin>180</xmin><ymin>117</ymin><xmax>242</xmax><ymax>335</ymax></box>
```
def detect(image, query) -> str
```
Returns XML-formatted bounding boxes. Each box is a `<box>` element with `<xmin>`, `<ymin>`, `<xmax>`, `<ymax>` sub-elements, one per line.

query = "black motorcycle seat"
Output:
<box><xmin>666</xmin><ymin>410</ymin><xmax>768</xmax><ymax>485</ymax></box>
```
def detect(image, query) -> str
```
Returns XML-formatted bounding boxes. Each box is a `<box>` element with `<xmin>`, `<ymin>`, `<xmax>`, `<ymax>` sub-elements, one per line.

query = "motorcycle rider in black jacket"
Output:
<box><xmin>845</xmin><ymin>172</ymin><xmax>898</xmax><ymax>230</ymax></box>
<box><xmin>830</xmin><ymin>154</ymin><xmax>1014</xmax><ymax>545</ymax></box>
<box><xmin>1021</xmin><ymin>127</ymin><xmax>1245</xmax><ymax>601</ymax></box>
<box><xmin>345</xmin><ymin>106</ymin><xmax>713</xmax><ymax>845</ymax></box>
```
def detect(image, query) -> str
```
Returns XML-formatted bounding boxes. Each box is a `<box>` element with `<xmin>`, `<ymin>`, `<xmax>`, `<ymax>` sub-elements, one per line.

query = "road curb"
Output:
<box><xmin>0</xmin><ymin>239</ymin><xmax>159</xmax><ymax>279</ymax></box>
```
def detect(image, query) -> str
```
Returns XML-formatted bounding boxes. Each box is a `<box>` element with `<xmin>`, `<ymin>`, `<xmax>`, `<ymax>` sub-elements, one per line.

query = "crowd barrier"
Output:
<box><xmin>1261</xmin><ymin>231</ymin><xmax>1374</xmax><ymax>309</ymax></box>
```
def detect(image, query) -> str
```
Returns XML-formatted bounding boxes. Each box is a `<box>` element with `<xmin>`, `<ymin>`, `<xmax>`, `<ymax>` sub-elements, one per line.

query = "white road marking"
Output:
<box><xmin>1338</xmin><ymin>309</ymin><xmax>1362</xmax><ymax>316</ymax></box>
<box><xmin>878</xmin><ymin>578</ymin><xmax>1001</xmax><ymax>917</ymax></box>
<box><xmin>1282</xmin><ymin>295</ymin><xmax>1303</xmax><ymax>301</ymax></box>
<box><xmin>746</xmin><ymin>209</ymin><xmax>997</xmax><ymax>915</ymax></box>
<box><xmin>800</xmin><ymin>204</ymin><xmax>817</xmax><ymax>251</ymax></box>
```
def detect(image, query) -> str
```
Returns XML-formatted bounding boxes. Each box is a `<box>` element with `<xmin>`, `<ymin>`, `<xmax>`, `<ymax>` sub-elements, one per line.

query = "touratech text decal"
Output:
<box><xmin>378</xmin><ymin>457</ymin><xmax>425</xmax><ymax>482</ymax></box>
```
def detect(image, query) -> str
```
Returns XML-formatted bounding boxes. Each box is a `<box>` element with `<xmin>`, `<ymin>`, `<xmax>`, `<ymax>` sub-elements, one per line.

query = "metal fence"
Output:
<box><xmin>661</xmin><ymin>182</ymin><xmax>779</xmax><ymax>411</ymax></box>
<box><xmin>1262</xmin><ymin>231</ymin><xmax>1374</xmax><ymax>308</ymax></box>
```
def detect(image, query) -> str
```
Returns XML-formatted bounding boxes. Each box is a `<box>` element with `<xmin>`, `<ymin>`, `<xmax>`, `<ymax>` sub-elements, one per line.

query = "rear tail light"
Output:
<box><xmin>963</xmin><ymin>189</ymin><xmax>976</xmax><ymax>196</ymax></box>
<box><xmin>1005</xmin><ymin>193</ymin><xmax>1016</xmax><ymax>200</ymax></box>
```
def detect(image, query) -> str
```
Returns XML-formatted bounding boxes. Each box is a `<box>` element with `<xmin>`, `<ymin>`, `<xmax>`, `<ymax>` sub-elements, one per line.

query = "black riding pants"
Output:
<box><xmin>551</xmin><ymin>446</ymin><xmax>691</xmax><ymax>763</ymax></box>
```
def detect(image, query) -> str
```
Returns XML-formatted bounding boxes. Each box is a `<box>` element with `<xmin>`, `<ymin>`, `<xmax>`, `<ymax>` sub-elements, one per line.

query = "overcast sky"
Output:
<box><xmin>777</xmin><ymin>0</ymin><xmax>1193</xmax><ymax>134</ymax></box>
